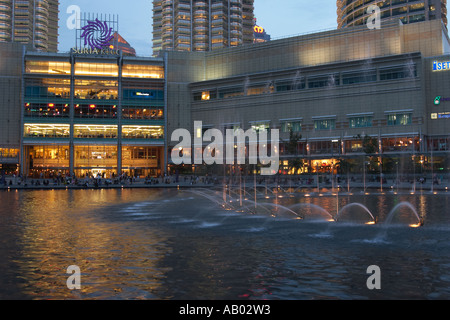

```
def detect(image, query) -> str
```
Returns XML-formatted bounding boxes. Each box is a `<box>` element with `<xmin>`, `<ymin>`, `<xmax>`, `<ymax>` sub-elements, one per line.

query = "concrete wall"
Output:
<box><xmin>0</xmin><ymin>42</ymin><xmax>24</xmax><ymax>149</ymax></box>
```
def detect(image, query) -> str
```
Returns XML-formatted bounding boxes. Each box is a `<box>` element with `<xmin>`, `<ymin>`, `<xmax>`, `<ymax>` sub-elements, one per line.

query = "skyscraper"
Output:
<box><xmin>0</xmin><ymin>0</ymin><xmax>59</xmax><ymax>52</ymax></box>
<box><xmin>152</xmin><ymin>0</ymin><xmax>254</xmax><ymax>56</ymax></box>
<box><xmin>337</xmin><ymin>0</ymin><xmax>447</xmax><ymax>29</ymax></box>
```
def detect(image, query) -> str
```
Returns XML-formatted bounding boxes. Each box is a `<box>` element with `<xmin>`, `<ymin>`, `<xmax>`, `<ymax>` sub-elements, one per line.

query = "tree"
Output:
<box><xmin>362</xmin><ymin>135</ymin><xmax>378</xmax><ymax>155</ymax></box>
<box><xmin>285</xmin><ymin>130</ymin><xmax>303</xmax><ymax>174</ymax></box>
<box><xmin>337</xmin><ymin>158</ymin><xmax>355</xmax><ymax>175</ymax></box>
<box><xmin>354</xmin><ymin>134</ymin><xmax>379</xmax><ymax>174</ymax></box>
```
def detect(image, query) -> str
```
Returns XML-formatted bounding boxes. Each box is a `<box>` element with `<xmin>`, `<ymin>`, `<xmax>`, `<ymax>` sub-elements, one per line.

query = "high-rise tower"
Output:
<box><xmin>0</xmin><ymin>0</ymin><xmax>59</xmax><ymax>52</ymax></box>
<box><xmin>152</xmin><ymin>0</ymin><xmax>254</xmax><ymax>56</ymax></box>
<box><xmin>337</xmin><ymin>0</ymin><xmax>447</xmax><ymax>29</ymax></box>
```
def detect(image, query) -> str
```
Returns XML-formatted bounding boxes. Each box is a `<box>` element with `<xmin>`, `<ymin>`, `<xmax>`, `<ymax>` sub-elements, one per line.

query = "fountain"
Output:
<box><xmin>383</xmin><ymin>202</ymin><xmax>423</xmax><ymax>227</ymax></box>
<box><xmin>183</xmin><ymin>174</ymin><xmax>427</xmax><ymax>238</ymax></box>
<box><xmin>292</xmin><ymin>70</ymin><xmax>302</xmax><ymax>90</ymax></box>
<box><xmin>335</xmin><ymin>203</ymin><xmax>376</xmax><ymax>224</ymax></box>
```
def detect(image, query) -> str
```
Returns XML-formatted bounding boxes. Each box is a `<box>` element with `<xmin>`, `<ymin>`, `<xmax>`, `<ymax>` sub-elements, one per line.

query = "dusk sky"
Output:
<box><xmin>58</xmin><ymin>0</ymin><xmax>338</xmax><ymax>56</ymax></box>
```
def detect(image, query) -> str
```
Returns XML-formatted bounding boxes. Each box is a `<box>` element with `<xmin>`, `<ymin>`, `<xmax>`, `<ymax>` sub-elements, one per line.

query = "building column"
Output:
<box><xmin>117</xmin><ymin>52</ymin><xmax>123</xmax><ymax>175</ymax></box>
<box><xmin>69</xmin><ymin>53</ymin><xmax>75</xmax><ymax>176</ymax></box>
<box><xmin>164</xmin><ymin>52</ymin><xmax>169</xmax><ymax>175</ymax></box>
<box><xmin>19</xmin><ymin>45</ymin><xmax>26</xmax><ymax>176</ymax></box>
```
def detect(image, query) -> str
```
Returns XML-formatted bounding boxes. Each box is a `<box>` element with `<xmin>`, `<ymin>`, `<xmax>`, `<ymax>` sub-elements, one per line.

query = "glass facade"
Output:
<box><xmin>22</xmin><ymin>53</ymin><xmax>166</xmax><ymax>178</ymax></box>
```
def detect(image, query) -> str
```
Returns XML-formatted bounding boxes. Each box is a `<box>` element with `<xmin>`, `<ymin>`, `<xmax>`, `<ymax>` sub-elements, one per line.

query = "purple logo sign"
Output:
<box><xmin>81</xmin><ymin>18</ymin><xmax>114</xmax><ymax>50</ymax></box>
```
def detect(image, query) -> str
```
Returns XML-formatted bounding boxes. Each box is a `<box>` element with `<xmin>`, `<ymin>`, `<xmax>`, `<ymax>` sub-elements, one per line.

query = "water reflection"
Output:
<box><xmin>1</xmin><ymin>189</ymin><xmax>171</xmax><ymax>300</ymax></box>
<box><xmin>0</xmin><ymin>188</ymin><xmax>449</xmax><ymax>300</ymax></box>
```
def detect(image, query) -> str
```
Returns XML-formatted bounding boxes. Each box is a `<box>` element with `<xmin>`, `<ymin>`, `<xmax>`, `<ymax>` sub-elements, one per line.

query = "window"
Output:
<box><xmin>349</xmin><ymin>116</ymin><xmax>373</xmax><ymax>128</ymax></box>
<box><xmin>314</xmin><ymin>119</ymin><xmax>336</xmax><ymax>131</ymax></box>
<box><xmin>122</xmin><ymin>126</ymin><xmax>164</xmax><ymax>140</ymax></box>
<box><xmin>74</xmin><ymin>79</ymin><xmax>118</xmax><ymax>100</ymax></box>
<box><xmin>25</xmin><ymin>60</ymin><xmax>71</xmax><ymax>75</ymax></box>
<box><xmin>246</xmin><ymin>84</ymin><xmax>274</xmax><ymax>96</ymax></box>
<box><xmin>387</xmin><ymin>113</ymin><xmax>412</xmax><ymax>126</ymax></box>
<box><xmin>74</xmin><ymin>62</ymin><xmax>118</xmax><ymax>77</ymax></box>
<box><xmin>250</xmin><ymin>122</ymin><xmax>270</xmax><ymax>133</ymax></box>
<box><xmin>25</xmin><ymin>78</ymin><xmax>71</xmax><ymax>99</ymax></box>
<box><xmin>409</xmin><ymin>14</ymin><xmax>425</xmax><ymax>23</ymax></box>
<box><xmin>74</xmin><ymin>125</ymin><xmax>118</xmax><ymax>139</ymax></box>
<box><xmin>122</xmin><ymin>147</ymin><xmax>159</xmax><ymax>168</ymax></box>
<box><xmin>122</xmin><ymin>108</ymin><xmax>163</xmax><ymax>120</ymax></box>
<box><xmin>122</xmin><ymin>64</ymin><xmax>164</xmax><ymax>79</ymax></box>
<box><xmin>193</xmin><ymin>90</ymin><xmax>217</xmax><ymax>101</ymax></box>
<box><xmin>409</xmin><ymin>3</ymin><xmax>425</xmax><ymax>12</ymax></box>
<box><xmin>75</xmin><ymin>104</ymin><xmax>117</xmax><ymax>119</ymax></box>
<box><xmin>276</xmin><ymin>79</ymin><xmax>305</xmax><ymax>92</ymax></box>
<box><xmin>342</xmin><ymin>70</ymin><xmax>376</xmax><ymax>85</ymax></box>
<box><xmin>74</xmin><ymin>146</ymin><xmax>117</xmax><ymax>168</ymax></box>
<box><xmin>24</xmin><ymin>103</ymin><xmax>70</xmax><ymax>118</ymax></box>
<box><xmin>0</xmin><ymin>149</ymin><xmax>19</xmax><ymax>159</ymax></box>
<box><xmin>281</xmin><ymin>121</ymin><xmax>302</xmax><ymax>133</ymax></box>
<box><xmin>29</xmin><ymin>146</ymin><xmax>70</xmax><ymax>168</ymax></box>
<box><xmin>24</xmin><ymin>124</ymin><xmax>70</xmax><ymax>138</ymax></box>
<box><xmin>308</xmin><ymin>74</ymin><xmax>340</xmax><ymax>88</ymax></box>
<box><xmin>380</xmin><ymin>65</ymin><xmax>416</xmax><ymax>80</ymax></box>
<box><xmin>218</xmin><ymin>87</ymin><xmax>244</xmax><ymax>99</ymax></box>
<box><xmin>123</xmin><ymin>88</ymin><xmax>164</xmax><ymax>101</ymax></box>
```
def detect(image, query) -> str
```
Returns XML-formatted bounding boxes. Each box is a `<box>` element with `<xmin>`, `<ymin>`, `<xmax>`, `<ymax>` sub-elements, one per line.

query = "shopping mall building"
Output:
<box><xmin>0</xmin><ymin>43</ymin><xmax>166</xmax><ymax>178</ymax></box>
<box><xmin>1</xmin><ymin>19</ymin><xmax>450</xmax><ymax>178</ymax></box>
<box><xmin>164</xmin><ymin>19</ymin><xmax>450</xmax><ymax>176</ymax></box>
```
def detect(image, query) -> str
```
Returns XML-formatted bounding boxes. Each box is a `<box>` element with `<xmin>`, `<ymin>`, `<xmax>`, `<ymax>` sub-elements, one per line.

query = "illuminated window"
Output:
<box><xmin>0</xmin><ymin>149</ymin><xmax>19</xmax><ymax>159</ymax></box>
<box><xmin>122</xmin><ymin>64</ymin><xmax>164</xmax><ymax>79</ymax></box>
<box><xmin>74</xmin><ymin>125</ymin><xmax>118</xmax><ymax>139</ymax></box>
<box><xmin>74</xmin><ymin>62</ymin><xmax>119</xmax><ymax>77</ymax></box>
<box><xmin>348</xmin><ymin>116</ymin><xmax>373</xmax><ymax>128</ymax></box>
<box><xmin>74</xmin><ymin>79</ymin><xmax>118</xmax><ymax>100</ymax></box>
<box><xmin>122</xmin><ymin>126</ymin><xmax>164</xmax><ymax>140</ymax></box>
<box><xmin>250</xmin><ymin>122</ymin><xmax>270</xmax><ymax>133</ymax></box>
<box><xmin>74</xmin><ymin>146</ymin><xmax>118</xmax><ymax>168</ymax></box>
<box><xmin>122</xmin><ymin>88</ymin><xmax>164</xmax><ymax>101</ymax></box>
<box><xmin>218</xmin><ymin>87</ymin><xmax>244</xmax><ymax>99</ymax></box>
<box><xmin>122</xmin><ymin>147</ymin><xmax>159</xmax><ymax>168</ymax></box>
<box><xmin>314</xmin><ymin>119</ymin><xmax>336</xmax><ymax>131</ymax></box>
<box><xmin>281</xmin><ymin>121</ymin><xmax>302</xmax><ymax>133</ymax></box>
<box><xmin>122</xmin><ymin>108</ymin><xmax>163</xmax><ymax>120</ymax></box>
<box><xmin>24</xmin><ymin>103</ymin><xmax>70</xmax><ymax>118</ymax></box>
<box><xmin>29</xmin><ymin>146</ymin><xmax>70</xmax><ymax>168</ymax></box>
<box><xmin>409</xmin><ymin>3</ymin><xmax>425</xmax><ymax>12</ymax></box>
<box><xmin>387</xmin><ymin>113</ymin><xmax>412</xmax><ymax>126</ymax></box>
<box><xmin>193</xmin><ymin>91</ymin><xmax>217</xmax><ymax>101</ymax></box>
<box><xmin>75</xmin><ymin>104</ymin><xmax>118</xmax><ymax>119</ymax></box>
<box><xmin>24</xmin><ymin>124</ymin><xmax>70</xmax><ymax>138</ymax></box>
<box><xmin>201</xmin><ymin>91</ymin><xmax>210</xmax><ymax>100</ymax></box>
<box><xmin>25</xmin><ymin>60</ymin><xmax>71</xmax><ymax>75</ymax></box>
<box><xmin>25</xmin><ymin>78</ymin><xmax>71</xmax><ymax>99</ymax></box>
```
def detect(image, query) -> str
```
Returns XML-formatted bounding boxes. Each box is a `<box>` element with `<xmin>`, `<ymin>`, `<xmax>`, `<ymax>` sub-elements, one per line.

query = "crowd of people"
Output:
<box><xmin>0</xmin><ymin>170</ymin><xmax>448</xmax><ymax>190</ymax></box>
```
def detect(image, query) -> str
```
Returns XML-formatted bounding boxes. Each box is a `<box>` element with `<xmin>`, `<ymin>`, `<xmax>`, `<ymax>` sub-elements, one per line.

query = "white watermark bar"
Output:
<box><xmin>171</xmin><ymin>121</ymin><xmax>280</xmax><ymax>176</ymax></box>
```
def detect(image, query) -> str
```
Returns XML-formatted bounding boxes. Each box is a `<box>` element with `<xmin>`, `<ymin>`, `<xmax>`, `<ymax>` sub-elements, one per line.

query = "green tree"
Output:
<box><xmin>285</xmin><ymin>130</ymin><xmax>303</xmax><ymax>174</ymax></box>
